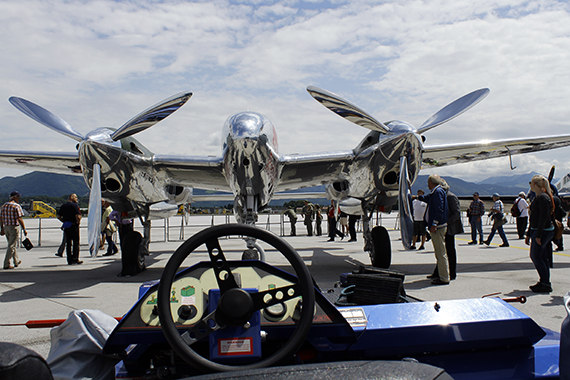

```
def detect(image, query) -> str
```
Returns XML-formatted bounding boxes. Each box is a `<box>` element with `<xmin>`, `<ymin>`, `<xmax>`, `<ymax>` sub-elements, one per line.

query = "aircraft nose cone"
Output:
<box><xmin>229</xmin><ymin>113</ymin><xmax>263</xmax><ymax>138</ymax></box>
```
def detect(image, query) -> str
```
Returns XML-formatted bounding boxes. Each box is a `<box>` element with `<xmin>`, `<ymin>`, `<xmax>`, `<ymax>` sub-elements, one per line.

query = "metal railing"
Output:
<box><xmin>15</xmin><ymin>211</ymin><xmax>395</xmax><ymax>248</ymax></box>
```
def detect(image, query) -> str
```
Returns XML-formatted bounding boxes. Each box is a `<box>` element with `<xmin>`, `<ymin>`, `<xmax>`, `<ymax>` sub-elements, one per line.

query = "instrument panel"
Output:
<box><xmin>139</xmin><ymin>267</ymin><xmax>301</xmax><ymax>327</ymax></box>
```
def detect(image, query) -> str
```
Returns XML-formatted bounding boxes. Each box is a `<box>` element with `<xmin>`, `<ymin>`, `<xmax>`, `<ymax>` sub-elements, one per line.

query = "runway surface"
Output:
<box><xmin>1</xmin><ymin>213</ymin><xmax>569</xmax><ymax>359</ymax></box>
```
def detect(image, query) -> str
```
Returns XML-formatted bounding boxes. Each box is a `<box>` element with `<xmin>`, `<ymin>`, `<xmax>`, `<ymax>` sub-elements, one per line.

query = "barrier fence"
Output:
<box><xmin>16</xmin><ymin>211</ymin><xmax>508</xmax><ymax>249</ymax></box>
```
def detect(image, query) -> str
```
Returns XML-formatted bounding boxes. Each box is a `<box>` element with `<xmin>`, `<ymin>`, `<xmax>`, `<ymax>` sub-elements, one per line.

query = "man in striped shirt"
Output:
<box><xmin>0</xmin><ymin>191</ymin><xmax>27</xmax><ymax>269</ymax></box>
<box><xmin>467</xmin><ymin>192</ymin><xmax>485</xmax><ymax>245</ymax></box>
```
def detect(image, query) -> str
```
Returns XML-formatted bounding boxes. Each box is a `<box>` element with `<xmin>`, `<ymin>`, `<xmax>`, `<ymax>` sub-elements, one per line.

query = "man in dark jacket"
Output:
<box><xmin>58</xmin><ymin>193</ymin><xmax>82</xmax><ymax>265</ymax></box>
<box><xmin>429</xmin><ymin>180</ymin><xmax>462</xmax><ymax>281</ymax></box>
<box><xmin>418</xmin><ymin>174</ymin><xmax>449</xmax><ymax>285</ymax></box>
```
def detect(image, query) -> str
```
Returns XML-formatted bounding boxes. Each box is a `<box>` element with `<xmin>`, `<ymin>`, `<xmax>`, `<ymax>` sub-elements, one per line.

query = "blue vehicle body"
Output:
<box><xmin>104</xmin><ymin>260</ymin><xmax>560</xmax><ymax>379</ymax></box>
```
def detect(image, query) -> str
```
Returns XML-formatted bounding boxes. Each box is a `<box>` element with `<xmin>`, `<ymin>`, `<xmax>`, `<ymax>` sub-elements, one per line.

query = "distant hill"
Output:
<box><xmin>476</xmin><ymin>172</ymin><xmax>543</xmax><ymax>189</ymax></box>
<box><xmin>412</xmin><ymin>174</ymin><xmax>530</xmax><ymax>197</ymax></box>
<box><xmin>0</xmin><ymin>172</ymin><xmax>89</xmax><ymax>198</ymax></box>
<box><xmin>0</xmin><ymin>171</ymin><xmax>539</xmax><ymax>202</ymax></box>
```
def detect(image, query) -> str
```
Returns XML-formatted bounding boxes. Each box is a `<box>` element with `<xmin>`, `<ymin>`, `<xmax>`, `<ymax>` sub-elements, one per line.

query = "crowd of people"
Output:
<box><xmin>410</xmin><ymin>173</ymin><xmax>566</xmax><ymax>292</ymax></box>
<box><xmin>2</xmin><ymin>180</ymin><xmax>567</xmax><ymax>294</ymax></box>
<box><xmin>1</xmin><ymin>193</ymin><xmax>138</xmax><ymax>275</ymax></box>
<box><xmin>283</xmin><ymin>200</ymin><xmax>361</xmax><ymax>242</ymax></box>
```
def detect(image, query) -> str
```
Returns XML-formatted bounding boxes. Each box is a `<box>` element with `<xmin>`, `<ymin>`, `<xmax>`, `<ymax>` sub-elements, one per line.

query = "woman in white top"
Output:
<box><xmin>515</xmin><ymin>192</ymin><xmax>530</xmax><ymax>239</ymax></box>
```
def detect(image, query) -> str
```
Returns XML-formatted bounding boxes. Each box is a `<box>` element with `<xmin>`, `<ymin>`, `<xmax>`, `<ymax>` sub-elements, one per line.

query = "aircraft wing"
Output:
<box><xmin>153</xmin><ymin>154</ymin><xmax>228</xmax><ymax>191</ymax></box>
<box><xmin>422</xmin><ymin>135</ymin><xmax>570</xmax><ymax>167</ymax></box>
<box><xmin>276</xmin><ymin>150</ymin><xmax>354</xmax><ymax>191</ymax></box>
<box><xmin>191</xmin><ymin>191</ymin><xmax>327</xmax><ymax>202</ymax></box>
<box><xmin>0</xmin><ymin>151</ymin><xmax>81</xmax><ymax>174</ymax></box>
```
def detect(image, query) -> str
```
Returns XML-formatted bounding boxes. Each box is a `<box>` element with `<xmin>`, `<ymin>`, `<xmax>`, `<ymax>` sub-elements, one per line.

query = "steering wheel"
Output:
<box><xmin>157</xmin><ymin>224</ymin><xmax>315</xmax><ymax>372</ymax></box>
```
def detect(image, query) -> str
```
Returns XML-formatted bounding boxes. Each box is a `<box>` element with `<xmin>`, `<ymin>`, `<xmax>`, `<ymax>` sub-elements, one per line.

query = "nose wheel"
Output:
<box><xmin>157</xmin><ymin>224</ymin><xmax>315</xmax><ymax>372</ymax></box>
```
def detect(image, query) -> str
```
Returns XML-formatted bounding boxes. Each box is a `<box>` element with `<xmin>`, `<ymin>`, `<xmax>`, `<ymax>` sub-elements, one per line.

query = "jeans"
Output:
<box><xmin>105</xmin><ymin>233</ymin><xmax>118</xmax><ymax>255</ymax></box>
<box><xmin>487</xmin><ymin>218</ymin><xmax>508</xmax><ymax>245</ymax></box>
<box><xmin>516</xmin><ymin>216</ymin><xmax>528</xmax><ymax>239</ymax></box>
<box><xmin>530</xmin><ymin>229</ymin><xmax>554</xmax><ymax>285</ymax></box>
<box><xmin>64</xmin><ymin>225</ymin><xmax>80</xmax><ymax>264</ymax></box>
<box><xmin>470</xmin><ymin>216</ymin><xmax>483</xmax><ymax>242</ymax></box>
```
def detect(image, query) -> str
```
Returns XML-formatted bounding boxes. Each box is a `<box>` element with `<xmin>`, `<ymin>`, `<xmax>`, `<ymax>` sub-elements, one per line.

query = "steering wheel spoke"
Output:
<box><xmin>206</xmin><ymin>237</ymin><xmax>239</xmax><ymax>292</ymax></box>
<box><xmin>181</xmin><ymin>310</ymin><xmax>222</xmax><ymax>346</ymax></box>
<box><xmin>250</xmin><ymin>284</ymin><xmax>301</xmax><ymax>310</ymax></box>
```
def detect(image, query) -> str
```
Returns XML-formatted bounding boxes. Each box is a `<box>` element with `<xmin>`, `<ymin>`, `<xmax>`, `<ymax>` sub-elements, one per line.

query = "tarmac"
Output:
<box><xmin>1</xmin><ymin>213</ymin><xmax>569</xmax><ymax>360</ymax></box>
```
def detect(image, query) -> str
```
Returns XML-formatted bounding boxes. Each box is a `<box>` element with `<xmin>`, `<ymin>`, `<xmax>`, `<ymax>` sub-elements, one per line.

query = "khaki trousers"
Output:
<box><xmin>3</xmin><ymin>225</ymin><xmax>19</xmax><ymax>268</ymax></box>
<box><xmin>431</xmin><ymin>226</ymin><xmax>450</xmax><ymax>282</ymax></box>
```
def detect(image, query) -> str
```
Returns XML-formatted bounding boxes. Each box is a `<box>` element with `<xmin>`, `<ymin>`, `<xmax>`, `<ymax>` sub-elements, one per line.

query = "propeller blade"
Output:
<box><xmin>87</xmin><ymin>163</ymin><xmax>102</xmax><ymax>257</ymax></box>
<box><xmin>307</xmin><ymin>86</ymin><xmax>389</xmax><ymax>133</ymax></box>
<box><xmin>110</xmin><ymin>91</ymin><xmax>192</xmax><ymax>141</ymax></box>
<box><xmin>548</xmin><ymin>165</ymin><xmax>556</xmax><ymax>183</ymax></box>
<box><xmin>398</xmin><ymin>156</ymin><xmax>414</xmax><ymax>249</ymax></box>
<box><xmin>9</xmin><ymin>97</ymin><xmax>84</xmax><ymax>142</ymax></box>
<box><xmin>417</xmin><ymin>88</ymin><xmax>490</xmax><ymax>134</ymax></box>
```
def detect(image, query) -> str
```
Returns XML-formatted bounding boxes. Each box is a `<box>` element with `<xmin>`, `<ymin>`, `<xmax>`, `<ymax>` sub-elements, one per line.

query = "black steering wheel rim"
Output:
<box><xmin>157</xmin><ymin>224</ymin><xmax>315</xmax><ymax>372</ymax></box>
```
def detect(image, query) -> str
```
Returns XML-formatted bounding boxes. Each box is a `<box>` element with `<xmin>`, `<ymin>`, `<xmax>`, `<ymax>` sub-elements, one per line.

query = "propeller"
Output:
<box><xmin>307</xmin><ymin>86</ymin><xmax>489</xmax><ymax>136</ymax></box>
<box><xmin>398</xmin><ymin>156</ymin><xmax>414</xmax><ymax>249</ymax></box>
<box><xmin>548</xmin><ymin>165</ymin><xmax>556</xmax><ymax>183</ymax></box>
<box><xmin>307</xmin><ymin>86</ymin><xmax>389</xmax><ymax>133</ymax></box>
<box><xmin>9</xmin><ymin>91</ymin><xmax>193</xmax><ymax>143</ymax></box>
<box><xmin>87</xmin><ymin>163</ymin><xmax>102</xmax><ymax>257</ymax></box>
<box><xmin>416</xmin><ymin>88</ymin><xmax>489</xmax><ymax>134</ymax></box>
<box><xmin>110</xmin><ymin>92</ymin><xmax>192</xmax><ymax>141</ymax></box>
<box><xmin>9</xmin><ymin>97</ymin><xmax>84</xmax><ymax>141</ymax></box>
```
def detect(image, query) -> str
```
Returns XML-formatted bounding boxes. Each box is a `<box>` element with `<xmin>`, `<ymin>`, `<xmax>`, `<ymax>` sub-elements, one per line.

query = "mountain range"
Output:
<box><xmin>411</xmin><ymin>172</ymin><xmax>543</xmax><ymax>197</ymax></box>
<box><xmin>0</xmin><ymin>171</ymin><xmax>543</xmax><ymax>203</ymax></box>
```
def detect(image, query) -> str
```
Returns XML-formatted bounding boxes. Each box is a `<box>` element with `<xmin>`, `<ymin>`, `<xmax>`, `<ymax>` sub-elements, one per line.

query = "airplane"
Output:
<box><xmin>2</xmin><ymin>87</ymin><xmax>570</xmax><ymax>266</ymax></box>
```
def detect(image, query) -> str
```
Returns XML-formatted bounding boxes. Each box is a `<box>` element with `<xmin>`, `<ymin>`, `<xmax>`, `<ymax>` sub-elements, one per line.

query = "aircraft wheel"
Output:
<box><xmin>158</xmin><ymin>224</ymin><xmax>315</xmax><ymax>372</ymax></box>
<box><xmin>241</xmin><ymin>248</ymin><xmax>259</xmax><ymax>260</ymax></box>
<box><xmin>370</xmin><ymin>225</ymin><xmax>391</xmax><ymax>268</ymax></box>
<box><xmin>241</xmin><ymin>242</ymin><xmax>266</xmax><ymax>261</ymax></box>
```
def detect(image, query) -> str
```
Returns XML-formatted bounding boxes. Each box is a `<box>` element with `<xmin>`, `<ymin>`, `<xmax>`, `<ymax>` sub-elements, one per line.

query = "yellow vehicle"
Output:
<box><xmin>31</xmin><ymin>201</ymin><xmax>57</xmax><ymax>218</ymax></box>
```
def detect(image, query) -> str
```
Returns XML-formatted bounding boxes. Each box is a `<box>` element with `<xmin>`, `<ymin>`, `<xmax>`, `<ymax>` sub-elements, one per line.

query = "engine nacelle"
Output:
<box><xmin>325</xmin><ymin>180</ymin><xmax>350</xmax><ymax>200</ymax></box>
<box><xmin>165</xmin><ymin>185</ymin><xmax>193</xmax><ymax>204</ymax></box>
<box><xmin>339</xmin><ymin>197</ymin><xmax>364</xmax><ymax>216</ymax></box>
<box><xmin>149</xmin><ymin>202</ymin><xmax>180</xmax><ymax>220</ymax></box>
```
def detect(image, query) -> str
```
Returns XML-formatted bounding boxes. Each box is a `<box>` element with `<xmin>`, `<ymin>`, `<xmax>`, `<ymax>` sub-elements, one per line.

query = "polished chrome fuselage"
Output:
<box><xmin>76</xmin><ymin>116</ymin><xmax>423</xmax><ymax>220</ymax></box>
<box><xmin>221</xmin><ymin>112</ymin><xmax>280</xmax><ymax>221</ymax></box>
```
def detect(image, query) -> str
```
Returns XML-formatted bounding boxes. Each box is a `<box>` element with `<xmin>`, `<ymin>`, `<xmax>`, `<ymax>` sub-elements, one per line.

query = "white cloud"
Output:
<box><xmin>0</xmin><ymin>0</ymin><xmax>569</xmax><ymax>183</ymax></box>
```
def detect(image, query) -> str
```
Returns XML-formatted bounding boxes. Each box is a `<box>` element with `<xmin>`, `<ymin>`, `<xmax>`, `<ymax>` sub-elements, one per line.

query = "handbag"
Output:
<box><xmin>22</xmin><ymin>237</ymin><xmax>33</xmax><ymax>250</ymax></box>
<box><xmin>554</xmin><ymin>219</ymin><xmax>564</xmax><ymax>240</ymax></box>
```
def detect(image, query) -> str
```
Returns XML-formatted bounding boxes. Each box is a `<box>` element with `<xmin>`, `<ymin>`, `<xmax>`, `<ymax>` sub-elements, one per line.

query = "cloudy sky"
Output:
<box><xmin>1</xmin><ymin>0</ymin><xmax>569</xmax><ymax>183</ymax></box>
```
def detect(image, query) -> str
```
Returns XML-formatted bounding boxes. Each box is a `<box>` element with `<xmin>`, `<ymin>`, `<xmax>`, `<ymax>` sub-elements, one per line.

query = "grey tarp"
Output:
<box><xmin>46</xmin><ymin>309</ymin><xmax>118</xmax><ymax>380</ymax></box>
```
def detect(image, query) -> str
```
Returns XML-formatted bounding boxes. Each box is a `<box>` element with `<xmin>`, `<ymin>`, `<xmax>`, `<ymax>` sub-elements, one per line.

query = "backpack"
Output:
<box><xmin>511</xmin><ymin>199</ymin><xmax>520</xmax><ymax>218</ymax></box>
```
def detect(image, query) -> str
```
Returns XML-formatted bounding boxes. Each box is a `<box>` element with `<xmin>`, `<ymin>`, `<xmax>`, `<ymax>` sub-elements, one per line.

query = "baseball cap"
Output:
<box><xmin>10</xmin><ymin>191</ymin><xmax>20</xmax><ymax>197</ymax></box>
<box><xmin>492</xmin><ymin>192</ymin><xmax>500</xmax><ymax>197</ymax></box>
<box><xmin>473</xmin><ymin>192</ymin><xmax>479</xmax><ymax>196</ymax></box>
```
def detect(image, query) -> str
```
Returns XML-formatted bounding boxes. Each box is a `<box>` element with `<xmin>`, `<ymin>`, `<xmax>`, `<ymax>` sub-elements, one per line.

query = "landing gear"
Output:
<box><xmin>235</xmin><ymin>195</ymin><xmax>267</xmax><ymax>262</ymax></box>
<box><xmin>131</xmin><ymin>202</ymin><xmax>151</xmax><ymax>256</ymax></box>
<box><xmin>241</xmin><ymin>239</ymin><xmax>266</xmax><ymax>261</ymax></box>
<box><xmin>370</xmin><ymin>226</ymin><xmax>391</xmax><ymax>268</ymax></box>
<box><xmin>361</xmin><ymin>204</ymin><xmax>391</xmax><ymax>269</ymax></box>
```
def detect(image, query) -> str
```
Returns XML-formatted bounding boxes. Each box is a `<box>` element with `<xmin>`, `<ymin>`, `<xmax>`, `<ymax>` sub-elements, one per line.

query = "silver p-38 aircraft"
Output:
<box><xmin>2</xmin><ymin>87</ymin><xmax>570</xmax><ymax>265</ymax></box>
